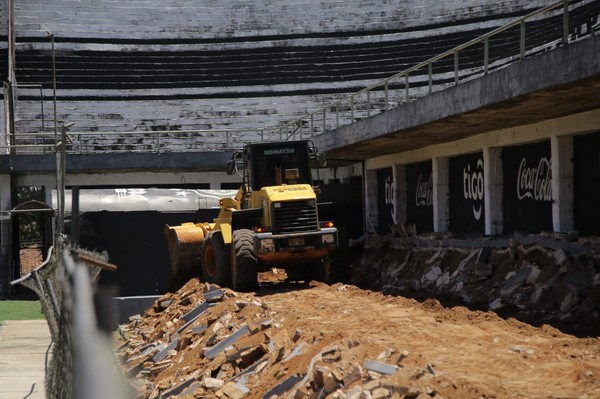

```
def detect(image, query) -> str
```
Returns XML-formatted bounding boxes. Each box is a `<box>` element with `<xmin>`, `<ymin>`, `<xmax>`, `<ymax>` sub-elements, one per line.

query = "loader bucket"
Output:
<box><xmin>163</xmin><ymin>223</ymin><xmax>209</xmax><ymax>279</ymax></box>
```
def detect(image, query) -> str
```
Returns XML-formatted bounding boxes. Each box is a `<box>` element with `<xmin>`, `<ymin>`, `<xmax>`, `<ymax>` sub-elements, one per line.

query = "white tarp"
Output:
<box><xmin>52</xmin><ymin>188</ymin><xmax>238</xmax><ymax>212</ymax></box>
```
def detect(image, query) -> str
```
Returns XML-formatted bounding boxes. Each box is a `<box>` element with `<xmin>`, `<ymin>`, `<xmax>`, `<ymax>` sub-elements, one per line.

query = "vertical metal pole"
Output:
<box><xmin>454</xmin><ymin>51</ymin><xmax>459</xmax><ymax>85</ymax></box>
<box><xmin>310</xmin><ymin>114</ymin><xmax>314</xmax><ymax>136</ymax></box>
<box><xmin>366</xmin><ymin>91</ymin><xmax>370</xmax><ymax>118</ymax></box>
<box><xmin>563</xmin><ymin>0</ymin><xmax>569</xmax><ymax>45</ymax></box>
<box><xmin>350</xmin><ymin>96</ymin><xmax>354</xmax><ymax>122</ymax></box>
<box><xmin>520</xmin><ymin>20</ymin><xmax>526</xmax><ymax>60</ymax></box>
<box><xmin>384</xmin><ymin>81</ymin><xmax>389</xmax><ymax>110</ymax></box>
<box><xmin>322</xmin><ymin>109</ymin><xmax>326</xmax><ymax>134</ymax></box>
<box><xmin>405</xmin><ymin>73</ymin><xmax>409</xmax><ymax>103</ymax></box>
<box><xmin>39</xmin><ymin>86</ymin><xmax>45</xmax><ymax>132</ymax></box>
<box><xmin>72</xmin><ymin>186</ymin><xmax>80</xmax><ymax>246</ymax></box>
<box><xmin>428</xmin><ymin>62</ymin><xmax>433</xmax><ymax>94</ymax></box>
<box><xmin>335</xmin><ymin>103</ymin><xmax>339</xmax><ymax>128</ymax></box>
<box><xmin>484</xmin><ymin>36</ymin><xmax>489</xmax><ymax>75</ymax></box>
<box><xmin>47</xmin><ymin>32</ymin><xmax>62</xmax><ymax>235</ymax></box>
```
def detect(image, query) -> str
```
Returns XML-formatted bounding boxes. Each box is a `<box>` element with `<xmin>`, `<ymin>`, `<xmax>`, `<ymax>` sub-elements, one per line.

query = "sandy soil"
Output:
<box><xmin>117</xmin><ymin>271</ymin><xmax>600</xmax><ymax>399</ymax></box>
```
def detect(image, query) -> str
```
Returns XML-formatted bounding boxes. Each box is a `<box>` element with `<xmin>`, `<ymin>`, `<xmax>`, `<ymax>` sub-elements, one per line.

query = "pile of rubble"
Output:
<box><xmin>116</xmin><ymin>279</ymin><xmax>458</xmax><ymax>399</ymax></box>
<box><xmin>351</xmin><ymin>233</ymin><xmax>600</xmax><ymax>335</ymax></box>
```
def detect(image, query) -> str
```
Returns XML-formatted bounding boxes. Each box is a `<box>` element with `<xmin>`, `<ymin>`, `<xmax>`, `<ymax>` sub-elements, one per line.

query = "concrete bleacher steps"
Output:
<box><xmin>2</xmin><ymin>0</ymin><xmax>599</xmax><ymax>152</ymax></box>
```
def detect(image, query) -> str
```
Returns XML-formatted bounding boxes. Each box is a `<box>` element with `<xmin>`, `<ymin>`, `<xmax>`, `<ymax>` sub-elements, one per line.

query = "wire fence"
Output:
<box><xmin>11</xmin><ymin>238</ymin><xmax>129</xmax><ymax>399</ymax></box>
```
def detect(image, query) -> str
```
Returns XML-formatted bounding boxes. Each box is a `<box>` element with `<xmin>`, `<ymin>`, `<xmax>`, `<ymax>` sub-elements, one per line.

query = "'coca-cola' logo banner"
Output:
<box><xmin>502</xmin><ymin>140</ymin><xmax>552</xmax><ymax>234</ymax></box>
<box><xmin>406</xmin><ymin>161</ymin><xmax>434</xmax><ymax>234</ymax></box>
<box><xmin>415</xmin><ymin>173</ymin><xmax>433</xmax><ymax>207</ymax></box>
<box><xmin>516</xmin><ymin>157</ymin><xmax>552</xmax><ymax>201</ymax></box>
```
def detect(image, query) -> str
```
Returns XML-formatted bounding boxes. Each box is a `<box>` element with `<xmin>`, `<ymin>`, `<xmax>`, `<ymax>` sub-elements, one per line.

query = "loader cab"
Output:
<box><xmin>247</xmin><ymin>141</ymin><xmax>313</xmax><ymax>190</ymax></box>
<box><xmin>228</xmin><ymin>140</ymin><xmax>323</xmax><ymax>190</ymax></box>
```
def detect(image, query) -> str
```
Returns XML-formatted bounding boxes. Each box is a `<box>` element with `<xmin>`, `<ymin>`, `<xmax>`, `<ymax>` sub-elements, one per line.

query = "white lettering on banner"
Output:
<box><xmin>516</xmin><ymin>157</ymin><xmax>552</xmax><ymax>201</ymax></box>
<box><xmin>462</xmin><ymin>159</ymin><xmax>484</xmax><ymax>220</ymax></box>
<box><xmin>384</xmin><ymin>175</ymin><xmax>396</xmax><ymax>223</ymax></box>
<box><xmin>415</xmin><ymin>173</ymin><xmax>433</xmax><ymax>207</ymax></box>
<box><xmin>263</xmin><ymin>147</ymin><xmax>295</xmax><ymax>156</ymax></box>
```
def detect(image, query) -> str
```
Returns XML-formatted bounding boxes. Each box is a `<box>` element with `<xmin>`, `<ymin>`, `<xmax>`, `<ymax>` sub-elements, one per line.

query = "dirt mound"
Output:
<box><xmin>117</xmin><ymin>278</ymin><xmax>466</xmax><ymax>399</ymax></box>
<box><xmin>116</xmin><ymin>272</ymin><xmax>600</xmax><ymax>399</ymax></box>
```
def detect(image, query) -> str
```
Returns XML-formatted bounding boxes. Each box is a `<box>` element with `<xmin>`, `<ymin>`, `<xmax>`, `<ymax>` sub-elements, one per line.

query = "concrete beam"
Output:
<box><xmin>551</xmin><ymin>134</ymin><xmax>575</xmax><ymax>233</ymax></box>
<box><xmin>432</xmin><ymin>157</ymin><xmax>449</xmax><ymax>232</ymax></box>
<box><xmin>316</xmin><ymin>35</ymin><xmax>600</xmax><ymax>160</ymax></box>
<box><xmin>0</xmin><ymin>151</ymin><xmax>232</xmax><ymax>175</ymax></box>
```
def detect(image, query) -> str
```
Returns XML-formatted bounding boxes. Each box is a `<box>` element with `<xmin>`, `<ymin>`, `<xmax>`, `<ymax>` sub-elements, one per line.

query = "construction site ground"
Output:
<box><xmin>116</xmin><ymin>235</ymin><xmax>600</xmax><ymax>399</ymax></box>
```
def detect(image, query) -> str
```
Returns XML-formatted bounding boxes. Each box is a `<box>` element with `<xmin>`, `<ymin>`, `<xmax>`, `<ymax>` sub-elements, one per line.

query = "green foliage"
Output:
<box><xmin>0</xmin><ymin>300</ymin><xmax>45</xmax><ymax>323</ymax></box>
<box><xmin>16</xmin><ymin>186</ymin><xmax>46</xmax><ymax>244</ymax></box>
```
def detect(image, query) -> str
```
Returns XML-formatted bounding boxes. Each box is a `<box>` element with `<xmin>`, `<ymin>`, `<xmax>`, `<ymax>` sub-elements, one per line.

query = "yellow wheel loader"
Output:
<box><xmin>164</xmin><ymin>140</ymin><xmax>342</xmax><ymax>291</ymax></box>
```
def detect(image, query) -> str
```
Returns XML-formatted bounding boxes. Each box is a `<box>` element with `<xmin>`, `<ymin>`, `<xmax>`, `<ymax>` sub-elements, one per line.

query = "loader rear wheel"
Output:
<box><xmin>201</xmin><ymin>231</ymin><xmax>231</xmax><ymax>287</ymax></box>
<box><xmin>231</xmin><ymin>229</ymin><xmax>258</xmax><ymax>292</ymax></box>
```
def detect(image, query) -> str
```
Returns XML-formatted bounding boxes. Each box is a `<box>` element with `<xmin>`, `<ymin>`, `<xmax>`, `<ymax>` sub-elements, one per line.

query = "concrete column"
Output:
<box><xmin>483</xmin><ymin>146</ymin><xmax>503</xmax><ymax>235</ymax></box>
<box><xmin>364</xmin><ymin>169</ymin><xmax>378</xmax><ymax>233</ymax></box>
<box><xmin>394</xmin><ymin>164</ymin><xmax>407</xmax><ymax>226</ymax></box>
<box><xmin>551</xmin><ymin>134</ymin><xmax>574</xmax><ymax>232</ymax></box>
<box><xmin>432</xmin><ymin>157</ymin><xmax>449</xmax><ymax>232</ymax></box>
<box><xmin>0</xmin><ymin>174</ymin><xmax>12</xmax><ymax>299</ymax></box>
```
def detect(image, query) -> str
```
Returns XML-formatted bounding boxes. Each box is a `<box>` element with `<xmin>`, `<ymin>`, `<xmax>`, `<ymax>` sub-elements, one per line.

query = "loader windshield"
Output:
<box><xmin>247</xmin><ymin>141</ymin><xmax>313</xmax><ymax>190</ymax></box>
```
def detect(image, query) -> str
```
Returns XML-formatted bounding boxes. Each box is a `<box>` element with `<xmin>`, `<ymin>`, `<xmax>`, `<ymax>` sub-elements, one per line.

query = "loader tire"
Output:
<box><xmin>201</xmin><ymin>231</ymin><xmax>231</xmax><ymax>287</ymax></box>
<box><xmin>317</xmin><ymin>227</ymin><xmax>349</xmax><ymax>284</ymax></box>
<box><xmin>231</xmin><ymin>229</ymin><xmax>258</xmax><ymax>292</ymax></box>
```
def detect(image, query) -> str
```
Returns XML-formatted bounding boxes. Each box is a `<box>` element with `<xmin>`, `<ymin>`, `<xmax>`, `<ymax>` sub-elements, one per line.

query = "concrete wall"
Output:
<box><xmin>364</xmin><ymin>108</ymin><xmax>600</xmax><ymax>236</ymax></box>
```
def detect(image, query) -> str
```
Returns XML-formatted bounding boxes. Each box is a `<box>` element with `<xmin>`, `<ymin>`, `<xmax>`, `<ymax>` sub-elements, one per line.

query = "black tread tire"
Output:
<box><xmin>201</xmin><ymin>231</ymin><xmax>231</xmax><ymax>287</ymax></box>
<box><xmin>231</xmin><ymin>229</ymin><xmax>259</xmax><ymax>292</ymax></box>
<box><xmin>317</xmin><ymin>227</ymin><xmax>350</xmax><ymax>284</ymax></box>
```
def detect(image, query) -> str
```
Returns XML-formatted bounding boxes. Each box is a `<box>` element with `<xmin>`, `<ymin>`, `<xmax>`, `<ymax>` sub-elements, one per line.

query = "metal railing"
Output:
<box><xmin>5</xmin><ymin>126</ymin><xmax>315</xmax><ymax>155</ymax></box>
<box><xmin>279</xmin><ymin>0</ymin><xmax>579</xmax><ymax>137</ymax></box>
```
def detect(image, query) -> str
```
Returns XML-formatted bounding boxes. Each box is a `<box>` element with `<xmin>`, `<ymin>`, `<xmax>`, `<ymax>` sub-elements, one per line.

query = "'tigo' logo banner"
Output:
<box><xmin>463</xmin><ymin>158</ymin><xmax>484</xmax><ymax>220</ymax></box>
<box><xmin>449</xmin><ymin>153</ymin><xmax>485</xmax><ymax>234</ymax></box>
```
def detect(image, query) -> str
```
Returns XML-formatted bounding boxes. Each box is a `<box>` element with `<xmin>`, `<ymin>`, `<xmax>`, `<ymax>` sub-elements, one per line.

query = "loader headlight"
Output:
<box><xmin>321</xmin><ymin>234</ymin><xmax>335</xmax><ymax>245</ymax></box>
<box><xmin>260</xmin><ymin>238</ymin><xmax>275</xmax><ymax>253</ymax></box>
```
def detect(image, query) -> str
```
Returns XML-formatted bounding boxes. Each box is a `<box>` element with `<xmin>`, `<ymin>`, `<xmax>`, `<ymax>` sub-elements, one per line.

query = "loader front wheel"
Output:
<box><xmin>201</xmin><ymin>231</ymin><xmax>231</xmax><ymax>287</ymax></box>
<box><xmin>231</xmin><ymin>229</ymin><xmax>258</xmax><ymax>292</ymax></box>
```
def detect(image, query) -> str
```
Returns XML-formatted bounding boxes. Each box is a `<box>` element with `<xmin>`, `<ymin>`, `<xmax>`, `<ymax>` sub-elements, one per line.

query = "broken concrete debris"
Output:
<box><xmin>354</xmin><ymin>233</ymin><xmax>600</xmax><ymax>334</ymax></box>
<box><xmin>116</xmin><ymin>278</ymin><xmax>450</xmax><ymax>398</ymax></box>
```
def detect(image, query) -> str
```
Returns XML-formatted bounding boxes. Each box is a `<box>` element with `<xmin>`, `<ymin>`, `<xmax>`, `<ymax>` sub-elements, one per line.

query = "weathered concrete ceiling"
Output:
<box><xmin>314</xmin><ymin>35</ymin><xmax>600</xmax><ymax>161</ymax></box>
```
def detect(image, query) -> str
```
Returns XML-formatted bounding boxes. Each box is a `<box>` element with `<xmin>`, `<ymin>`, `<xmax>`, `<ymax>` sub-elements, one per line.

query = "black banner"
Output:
<box><xmin>502</xmin><ymin>140</ymin><xmax>552</xmax><ymax>234</ymax></box>
<box><xmin>449</xmin><ymin>152</ymin><xmax>485</xmax><ymax>234</ymax></box>
<box><xmin>574</xmin><ymin>132</ymin><xmax>600</xmax><ymax>235</ymax></box>
<box><xmin>406</xmin><ymin>161</ymin><xmax>433</xmax><ymax>233</ymax></box>
<box><xmin>377</xmin><ymin>168</ymin><xmax>395</xmax><ymax>234</ymax></box>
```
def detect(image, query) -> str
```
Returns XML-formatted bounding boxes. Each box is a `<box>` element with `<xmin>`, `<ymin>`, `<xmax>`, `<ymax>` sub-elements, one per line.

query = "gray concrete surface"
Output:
<box><xmin>0</xmin><ymin>320</ymin><xmax>51</xmax><ymax>399</ymax></box>
<box><xmin>113</xmin><ymin>295</ymin><xmax>161</xmax><ymax>324</ymax></box>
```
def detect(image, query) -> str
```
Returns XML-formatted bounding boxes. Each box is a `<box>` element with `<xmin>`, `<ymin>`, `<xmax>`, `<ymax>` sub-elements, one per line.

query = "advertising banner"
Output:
<box><xmin>574</xmin><ymin>132</ymin><xmax>600</xmax><ymax>235</ymax></box>
<box><xmin>406</xmin><ymin>161</ymin><xmax>433</xmax><ymax>233</ymax></box>
<box><xmin>502</xmin><ymin>141</ymin><xmax>552</xmax><ymax>234</ymax></box>
<box><xmin>377</xmin><ymin>167</ymin><xmax>395</xmax><ymax>234</ymax></box>
<box><xmin>449</xmin><ymin>152</ymin><xmax>485</xmax><ymax>234</ymax></box>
